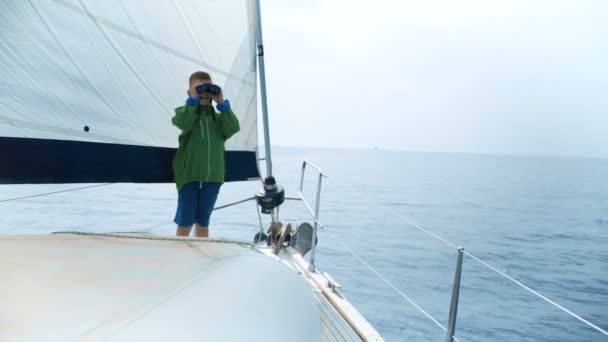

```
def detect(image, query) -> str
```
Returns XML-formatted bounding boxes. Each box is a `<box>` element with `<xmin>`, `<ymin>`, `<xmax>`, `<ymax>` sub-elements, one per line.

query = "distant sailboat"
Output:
<box><xmin>0</xmin><ymin>0</ymin><xmax>382</xmax><ymax>341</ymax></box>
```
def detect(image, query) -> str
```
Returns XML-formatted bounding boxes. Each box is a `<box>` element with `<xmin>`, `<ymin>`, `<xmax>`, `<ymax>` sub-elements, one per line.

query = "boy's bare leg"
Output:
<box><xmin>194</xmin><ymin>224</ymin><xmax>209</xmax><ymax>238</ymax></box>
<box><xmin>176</xmin><ymin>225</ymin><xmax>193</xmax><ymax>236</ymax></box>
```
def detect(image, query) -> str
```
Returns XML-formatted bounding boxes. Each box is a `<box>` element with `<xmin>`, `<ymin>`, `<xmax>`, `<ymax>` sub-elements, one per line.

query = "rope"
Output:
<box><xmin>104</xmin><ymin>221</ymin><xmax>174</xmax><ymax>235</ymax></box>
<box><xmin>389</xmin><ymin>210</ymin><xmax>459</xmax><ymax>249</ymax></box>
<box><xmin>463</xmin><ymin>251</ymin><xmax>608</xmax><ymax>337</ymax></box>
<box><xmin>316</xmin><ymin>224</ymin><xmax>460</xmax><ymax>341</ymax></box>
<box><xmin>213</xmin><ymin>196</ymin><xmax>256</xmax><ymax>211</ymax></box>
<box><xmin>51</xmin><ymin>230</ymin><xmax>254</xmax><ymax>248</ymax></box>
<box><xmin>0</xmin><ymin>183</ymin><xmax>113</xmax><ymax>203</ymax></box>
<box><xmin>297</xmin><ymin>172</ymin><xmax>461</xmax><ymax>340</ymax></box>
<box><xmin>387</xmin><ymin>210</ymin><xmax>608</xmax><ymax>338</ymax></box>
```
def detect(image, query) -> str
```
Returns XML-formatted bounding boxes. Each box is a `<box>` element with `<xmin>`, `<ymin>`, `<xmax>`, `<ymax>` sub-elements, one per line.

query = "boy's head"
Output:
<box><xmin>188</xmin><ymin>71</ymin><xmax>213</xmax><ymax>104</ymax></box>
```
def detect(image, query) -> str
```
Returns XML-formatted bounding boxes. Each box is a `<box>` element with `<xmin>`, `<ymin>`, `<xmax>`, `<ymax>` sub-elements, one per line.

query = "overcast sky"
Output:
<box><xmin>257</xmin><ymin>0</ymin><xmax>607</xmax><ymax>159</ymax></box>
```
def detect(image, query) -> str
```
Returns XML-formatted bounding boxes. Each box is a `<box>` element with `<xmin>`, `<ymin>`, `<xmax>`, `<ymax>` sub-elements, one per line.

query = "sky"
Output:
<box><xmin>257</xmin><ymin>0</ymin><xmax>608</xmax><ymax>159</ymax></box>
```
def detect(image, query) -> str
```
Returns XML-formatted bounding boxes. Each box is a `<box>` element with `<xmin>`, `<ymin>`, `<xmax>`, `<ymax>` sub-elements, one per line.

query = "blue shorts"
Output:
<box><xmin>174</xmin><ymin>181</ymin><xmax>222</xmax><ymax>227</ymax></box>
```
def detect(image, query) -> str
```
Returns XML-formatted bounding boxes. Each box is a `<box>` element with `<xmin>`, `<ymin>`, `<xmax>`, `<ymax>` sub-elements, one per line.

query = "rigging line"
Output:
<box><xmin>171</xmin><ymin>0</ymin><xmax>210</xmax><ymax>66</ymax></box>
<box><xmin>388</xmin><ymin>211</ymin><xmax>608</xmax><ymax>338</ymax></box>
<box><xmin>26</xmin><ymin>0</ymin><xmax>148</xmax><ymax>136</ymax></box>
<box><xmin>77</xmin><ymin>0</ymin><xmax>172</xmax><ymax>120</ymax></box>
<box><xmin>213</xmin><ymin>196</ymin><xmax>256</xmax><ymax>211</ymax></box>
<box><xmin>0</xmin><ymin>184</ymin><xmax>113</xmax><ymax>203</ymax></box>
<box><xmin>51</xmin><ymin>231</ymin><xmax>254</xmax><ymax>248</ymax></box>
<box><xmin>388</xmin><ymin>210</ymin><xmax>459</xmax><ymax>250</ymax></box>
<box><xmin>105</xmin><ymin>221</ymin><xmax>174</xmax><ymax>235</ymax></box>
<box><xmin>103</xmin><ymin>195</ymin><xmax>260</xmax><ymax>234</ymax></box>
<box><xmin>319</xmin><ymin>176</ymin><xmax>461</xmax><ymax>251</ymax></box>
<box><xmin>315</xmin><ymin>224</ymin><xmax>453</xmax><ymax>338</ymax></box>
<box><xmin>324</xmin><ymin>177</ymin><xmax>607</xmax><ymax>337</ymax></box>
<box><xmin>463</xmin><ymin>251</ymin><xmax>608</xmax><ymax>337</ymax></box>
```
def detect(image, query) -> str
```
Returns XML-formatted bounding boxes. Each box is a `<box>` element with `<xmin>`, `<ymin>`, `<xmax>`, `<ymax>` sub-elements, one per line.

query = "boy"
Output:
<box><xmin>171</xmin><ymin>71</ymin><xmax>240</xmax><ymax>237</ymax></box>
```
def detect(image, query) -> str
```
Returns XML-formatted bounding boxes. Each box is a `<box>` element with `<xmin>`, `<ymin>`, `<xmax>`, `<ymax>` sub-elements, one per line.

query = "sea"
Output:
<box><xmin>1</xmin><ymin>146</ymin><xmax>607</xmax><ymax>342</ymax></box>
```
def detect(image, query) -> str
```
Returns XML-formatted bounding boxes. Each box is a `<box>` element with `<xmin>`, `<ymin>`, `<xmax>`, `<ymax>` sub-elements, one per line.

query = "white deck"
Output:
<box><xmin>0</xmin><ymin>232</ymin><xmax>383</xmax><ymax>341</ymax></box>
<box><xmin>0</xmin><ymin>233</ymin><xmax>321</xmax><ymax>341</ymax></box>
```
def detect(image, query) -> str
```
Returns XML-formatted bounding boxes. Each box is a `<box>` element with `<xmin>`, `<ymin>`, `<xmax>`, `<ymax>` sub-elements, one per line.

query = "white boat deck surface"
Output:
<box><xmin>1</xmin><ymin>232</ymin><xmax>383</xmax><ymax>341</ymax></box>
<box><xmin>0</xmin><ymin>233</ymin><xmax>322</xmax><ymax>341</ymax></box>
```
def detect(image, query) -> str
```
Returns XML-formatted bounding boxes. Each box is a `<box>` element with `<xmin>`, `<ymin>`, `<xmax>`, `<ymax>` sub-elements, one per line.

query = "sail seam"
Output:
<box><xmin>119</xmin><ymin>0</ymin><xmax>181</xmax><ymax>96</ymax></box>
<box><xmin>171</xmin><ymin>0</ymin><xmax>210</xmax><ymax>66</ymax></box>
<box><xmin>76</xmin><ymin>0</ymin><xmax>171</xmax><ymax>123</ymax></box>
<box><xmin>49</xmin><ymin>0</ymin><xmax>249</xmax><ymax>84</ymax></box>
<box><xmin>0</xmin><ymin>184</ymin><xmax>113</xmax><ymax>203</ymax></box>
<box><xmin>241</xmin><ymin>93</ymin><xmax>258</xmax><ymax>149</ymax></box>
<box><xmin>0</xmin><ymin>29</ymin><xmax>82</xmax><ymax>128</ymax></box>
<box><xmin>77</xmin><ymin>3</ymin><xmax>156</xmax><ymax>145</ymax></box>
<box><xmin>26</xmin><ymin>0</ymin><xmax>151</xmax><ymax>143</ymax></box>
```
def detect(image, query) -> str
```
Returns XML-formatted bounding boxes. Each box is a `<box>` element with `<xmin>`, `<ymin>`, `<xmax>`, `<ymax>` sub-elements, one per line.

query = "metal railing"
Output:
<box><xmin>203</xmin><ymin>160</ymin><xmax>328</xmax><ymax>272</ymax></box>
<box><xmin>290</xmin><ymin>172</ymin><xmax>607</xmax><ymax>341</ymax></box>
<box><xmin>298</xmin><ymin>160</ymin><xmax>328</xmax><ymax>272</ymax></box>
<box><xmin>446</xmin><ymin>247</ymin><xmax>464</xmax><ymax>342</ymax></box>
<box><xmin>387</xmin><ymin>209</ymin><xmax>608</xmax><ymax>341</ymax></box>
<box><xmin>293</xmin><ymin>161</ymin><xmax>459</xmax><ymax>339</ymax></box>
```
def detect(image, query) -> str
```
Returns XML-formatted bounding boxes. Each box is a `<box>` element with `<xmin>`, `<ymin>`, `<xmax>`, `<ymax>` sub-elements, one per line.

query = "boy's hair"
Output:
<box><xmin>189</xmin><ymin>71</ymin><xmax>212</xmax><ymax>86</ymax></box>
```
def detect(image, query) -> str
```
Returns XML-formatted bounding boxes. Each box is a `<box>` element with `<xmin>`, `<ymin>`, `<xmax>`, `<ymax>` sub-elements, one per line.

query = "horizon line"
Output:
<box><xmin>260</xmin><ymin>144</ymin><xmax>608</xmax><ymax>162</ymax></box>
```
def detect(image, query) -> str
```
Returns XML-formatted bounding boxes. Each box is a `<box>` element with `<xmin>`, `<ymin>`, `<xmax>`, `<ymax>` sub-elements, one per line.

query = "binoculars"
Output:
<box><xmin>196</xmin><ymin>84</ymin><xmax>221</xmax><ymax>95</ymax></box>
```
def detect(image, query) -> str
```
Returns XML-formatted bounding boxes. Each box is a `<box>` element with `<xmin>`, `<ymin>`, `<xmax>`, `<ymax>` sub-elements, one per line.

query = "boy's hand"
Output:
<box><xmin>186</xmin><ymin>96</ymin><xmax>211</xmax><ymax>106</ymax></box>
<box><xmin>210</xmin><ymin>88</ymin><xmax>224</xmax><ymax>106</ymax></box>
<box><xmin>186</xmin><ymin>96</ymin><xmax>200</xmax><ymax>106</ymax></box>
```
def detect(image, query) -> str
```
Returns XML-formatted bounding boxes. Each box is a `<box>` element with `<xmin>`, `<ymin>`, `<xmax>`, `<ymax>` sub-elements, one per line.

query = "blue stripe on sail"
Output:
<box><xmin>0</xmin><ymin>137</ymin><xmax>259</xmax><ymax>184</ymax></box>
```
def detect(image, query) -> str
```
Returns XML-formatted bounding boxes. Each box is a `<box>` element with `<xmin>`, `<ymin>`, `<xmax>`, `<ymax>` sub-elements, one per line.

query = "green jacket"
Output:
<box><xmin>171</xmin><ymin>103</ymin><xmax>240</xmax><ymax>191</ymax></box>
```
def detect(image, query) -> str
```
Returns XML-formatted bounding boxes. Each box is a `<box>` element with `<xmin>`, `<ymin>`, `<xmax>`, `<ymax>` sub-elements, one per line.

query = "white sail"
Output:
<box><xmin>0</xmin><ymin>0</ymin><xmax>259</xmax><ymax>183</ymax></box>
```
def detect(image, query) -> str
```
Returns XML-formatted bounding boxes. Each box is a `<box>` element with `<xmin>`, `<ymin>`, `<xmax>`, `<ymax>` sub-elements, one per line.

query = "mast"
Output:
<box><xmin>252</xmin><ymin>0</ymin><xmax>285</xmax><ymax>224</ymax></box>
<box><xmin>254</xmin><ymin>0</ymin><xmax>273</xmax><ymax>178</ymax></box>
